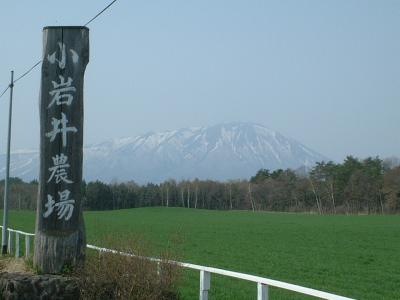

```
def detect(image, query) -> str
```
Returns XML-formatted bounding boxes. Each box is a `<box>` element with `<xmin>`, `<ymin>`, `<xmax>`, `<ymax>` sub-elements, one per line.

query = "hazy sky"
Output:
<box><xmin>0</xmin><ymin>0</ymin><xmax>399</xmax><ymax>161</ymax></box>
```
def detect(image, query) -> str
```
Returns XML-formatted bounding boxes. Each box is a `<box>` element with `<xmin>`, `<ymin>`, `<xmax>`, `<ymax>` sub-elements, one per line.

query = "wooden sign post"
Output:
<box><xmin>34</xmin><ymin>26</ymin><xmax>89</xmax><ymax>273</ymax></box>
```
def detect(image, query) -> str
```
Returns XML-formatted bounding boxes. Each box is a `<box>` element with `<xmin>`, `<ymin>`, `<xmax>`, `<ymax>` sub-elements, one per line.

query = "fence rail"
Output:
<box><xmin>0</xmin><ymin>226</ymin><xmax>34</xmax><ymax>258</ymax></box>
<box><xmin>1</xmin><ymin>227</ymin><xmax>355</xmax><ymax>300</ymax></box>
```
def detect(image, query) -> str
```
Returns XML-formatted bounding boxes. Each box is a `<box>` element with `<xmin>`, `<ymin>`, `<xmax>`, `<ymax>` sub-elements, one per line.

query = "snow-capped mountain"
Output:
<box><xmin>0</xmin><ymin>122</ymin><xmax>327</xmax><ymax>183</ymax></box>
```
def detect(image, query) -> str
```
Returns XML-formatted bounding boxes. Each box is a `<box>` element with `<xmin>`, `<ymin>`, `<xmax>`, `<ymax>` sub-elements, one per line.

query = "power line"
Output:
<box><xmin>0</xmin><ymin>0</ymin><xmax>118</xmax><ymax>99</ymax></box>
<box><xmin>0</xmin><ymin>86</ymin><xmax>9</xmax><ymax>100</ymax></box>
<box><xmin>84</xmin><ymin>0</ymin><xmax>118</xmax><ymax>26</ymax></box>
<box><xmin>13</xmin><ymin>60</ymin><xmax>42</xmax><ymax>84</ymax></box>
<box><xmin>0</xmin><ymin>60</ymin><xmax>42</xmax><ymax>101</ymax></box>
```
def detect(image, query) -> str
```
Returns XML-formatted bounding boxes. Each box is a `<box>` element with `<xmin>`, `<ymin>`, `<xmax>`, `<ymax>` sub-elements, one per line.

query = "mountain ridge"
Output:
<box><xmin>0</xmin><ymin>122</ymin><xmax>328</xmax><ymax>183</ymax></box>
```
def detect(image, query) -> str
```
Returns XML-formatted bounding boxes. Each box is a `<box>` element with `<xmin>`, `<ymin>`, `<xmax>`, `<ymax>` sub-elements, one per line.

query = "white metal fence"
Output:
<box><xmin>1</xmin><ymin>226</ymin><xmax>355</xmax><ymax>300</ymax></box>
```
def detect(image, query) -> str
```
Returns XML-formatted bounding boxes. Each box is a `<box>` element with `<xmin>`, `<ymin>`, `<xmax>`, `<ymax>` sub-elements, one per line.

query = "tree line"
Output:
<box><xmin>1</xmin><ymin>156</ymin><xmax>399</xmax><ymax>214</ymax></box>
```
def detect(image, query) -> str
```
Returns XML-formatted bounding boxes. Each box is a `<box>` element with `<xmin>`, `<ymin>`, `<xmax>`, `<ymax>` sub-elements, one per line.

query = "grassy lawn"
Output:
<box><xmin>2</xmin><ymin>208</ymin><xmax>400</xmax><ymax>299</ymax></box>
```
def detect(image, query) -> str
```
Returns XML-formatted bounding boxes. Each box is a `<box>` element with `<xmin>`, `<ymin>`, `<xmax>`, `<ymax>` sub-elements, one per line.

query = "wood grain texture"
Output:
<box><xmin>34</xmin><ymin>26</ymin><xmax>89</xmax><ymax>273</ymax></box>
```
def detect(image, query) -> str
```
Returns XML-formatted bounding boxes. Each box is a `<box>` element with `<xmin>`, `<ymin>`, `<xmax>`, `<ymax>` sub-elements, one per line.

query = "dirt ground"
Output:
<box><xmin>0</xmin><ymin>257</ymin><xmax>33</xmax><ymax>274</ymax></box>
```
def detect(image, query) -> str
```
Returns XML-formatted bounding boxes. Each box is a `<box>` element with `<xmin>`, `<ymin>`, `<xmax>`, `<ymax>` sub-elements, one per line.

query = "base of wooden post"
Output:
<box><xmin>33</xmin><ymin>219</ymin><xmax>85</xmax><ymax>274</ymax></box>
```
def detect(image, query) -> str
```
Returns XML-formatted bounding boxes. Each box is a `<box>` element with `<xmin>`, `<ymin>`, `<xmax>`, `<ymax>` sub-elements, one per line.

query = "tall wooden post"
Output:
<box><xmin>34</xmin><ymin>26</ymin><xmax>89</xmax><ymax>273</ymax></box>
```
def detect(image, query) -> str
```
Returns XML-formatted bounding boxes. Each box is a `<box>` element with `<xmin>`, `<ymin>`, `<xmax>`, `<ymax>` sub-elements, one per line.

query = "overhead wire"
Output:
<box><xmin>0</xmin><ymin>86</ymin><xmax>9</xmax><ymax>100</ymax></box>
<box><xmin>0</xmin><ymin>0</ymin><xmax>118</xmax><ymax>100</ymax></box>
<box><xmin>84</xmin><ymin>0</ymin><xmax>118</xmax><ymax>26</ymax></box>
<box><xmin>0</xmin><ymin>60</ymin><xmax>42</xmax><ymax>101</ymax></box>
<box><xmin>13</xmin><ymin>60</ymin><xmax>42</xmax><ymax>84</ymax></box>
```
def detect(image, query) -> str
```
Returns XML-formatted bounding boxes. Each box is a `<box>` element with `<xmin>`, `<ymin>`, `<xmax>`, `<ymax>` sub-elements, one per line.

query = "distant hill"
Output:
<box><xmin>0</xmin><ymin>122</ymin><xmax>327</xmax><ymax>183</ymax></box>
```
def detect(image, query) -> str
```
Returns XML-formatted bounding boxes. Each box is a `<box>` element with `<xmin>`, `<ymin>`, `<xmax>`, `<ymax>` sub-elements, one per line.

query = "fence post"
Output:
<box><xmin>200</xmin><ymin>270</ymin><xmax>211</xmax><ymax>300</ymax></box>
<box><xmin>8</xmin><ymin>231</ymin><xmax>14</xmax><ymax>255</ymax></box>
<box><xmin>15</xmin><ymin>232</ymin><xmax>20</xmax><ymax>258</ymax></box>
<box><xmin>157</xmin><ymin>261</ymin><xmax>161</xmax><ymax>276</ymax></box>
<box><xmin>257</xmin><ymin>283</ymin><xmax>268</xmax><ymax>300</ymax></box>
<box><xmin>25</xmin><ymin>235</ymin><xmax>31</xmax><ymax>258</ymax></box>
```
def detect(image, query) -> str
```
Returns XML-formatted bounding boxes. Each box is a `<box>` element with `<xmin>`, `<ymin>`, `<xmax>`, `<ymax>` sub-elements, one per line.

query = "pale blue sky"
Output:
<box><xmin>0</xmin><ymin>0</ymin><xmax>399</xmax><ymax>161</ymax></box>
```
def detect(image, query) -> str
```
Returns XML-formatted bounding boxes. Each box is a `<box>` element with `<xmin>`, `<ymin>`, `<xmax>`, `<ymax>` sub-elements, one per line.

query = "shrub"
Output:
<box><xmin>77</xmin><ymin>237</ymin><xmax>181</xmax><ymax>300</ymax></box>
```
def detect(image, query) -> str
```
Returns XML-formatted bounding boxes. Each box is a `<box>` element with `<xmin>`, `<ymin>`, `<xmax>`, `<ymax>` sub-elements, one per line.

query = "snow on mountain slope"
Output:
<box><xmin>0</xmin><ymin>122</ymin><xmax>327</xmax><ymax>183</ymax></box>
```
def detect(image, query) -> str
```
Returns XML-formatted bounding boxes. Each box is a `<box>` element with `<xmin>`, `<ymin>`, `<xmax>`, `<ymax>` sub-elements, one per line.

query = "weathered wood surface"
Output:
<box><xmin>34</xmin><ymin>26</ymin><xmax>89</xmax><ymax>273</ymax></box>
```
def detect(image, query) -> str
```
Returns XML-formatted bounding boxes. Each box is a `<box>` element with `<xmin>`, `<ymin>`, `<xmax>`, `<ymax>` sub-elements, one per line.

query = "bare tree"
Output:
<box><xmin>166</xmin><ymin>185</ymin><xmax>169</xmax><ymax>207</ymax></box>
<box><xmin>229</xmin><ymin>182</ymin><xmax>233</xmax><ymax>210</ymax></box>
<box><xmin>309</xmin><ymin>178</ymin><xmax>322</xmax><ymax>214</ymax></box>
<box><xmin>187</xmin><ymin>184</ymin><xmax>190</xmax><ymax>208</ymax></box>
<box><xmin>180</xmin><ymin>187</ymin><xmax>185</xmax><ymax>207</ymax></box>
<box><xmin>248</xmin><ymin>182</ymin><xmax>255</xmax><ymax>212</ymax></box>
<box><xmin>195</xmin><ymin>184</ymin><xmax>198</xmax><ymax>209</ymax></box>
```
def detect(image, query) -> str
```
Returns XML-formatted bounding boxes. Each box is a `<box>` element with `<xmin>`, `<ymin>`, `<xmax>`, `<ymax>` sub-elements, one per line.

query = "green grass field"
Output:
<box><xmin>2</xmin><ymin>208</ymin><xmax>400</xmax><ymax>299</ymax></box>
